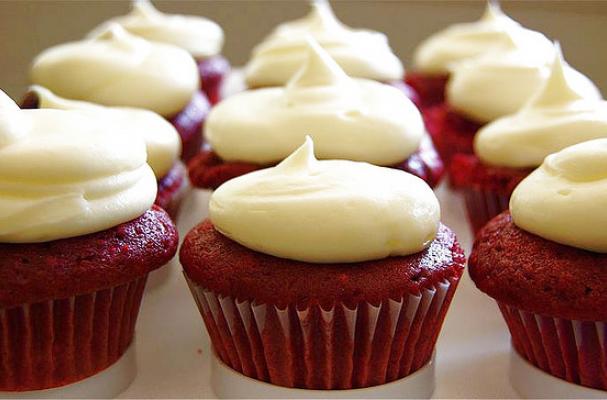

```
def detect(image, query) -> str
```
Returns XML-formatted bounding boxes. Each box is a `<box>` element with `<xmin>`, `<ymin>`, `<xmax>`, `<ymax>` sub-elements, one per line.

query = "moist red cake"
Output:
<box><xmin>188</xmin><ymin>138</ymin><xmax>445</xmax><ymax>190</ymax></box>
<box><xmin>404</xmin><ymin>72</ymin><xmax>449</xmax><ymax>110</ymax></box>
<box><xmin>0</xmin><ymin>206</ymin><xmax>178</xmax><ymax>391</ymax></box>
<box><xmin>469</xmin><ymin>211</ymin><xmax>607</xmax><ymax>390</ymax></box>
<box><xmin>168</xmin><ymin>90</ymin><xmax>211</xmax><ymax>162</ymax></box>
<box><xmin>450</xmin><ymin>153</ymin><xmax>531</xmax><ymax>234</ymax></box>
<box><xmin>181</xmin><ymin>220</ymin><xmax>465</xmax><ymax>389</ymax></box>
<box><xmin>197</xmin><ymin>55</ymin><xmax>230</xmax><ymax>105</ymax></box>
<box><xmin>155</xmin><ymin>161</ymin><xmax>189</xmax><ymax>220</ymax></box>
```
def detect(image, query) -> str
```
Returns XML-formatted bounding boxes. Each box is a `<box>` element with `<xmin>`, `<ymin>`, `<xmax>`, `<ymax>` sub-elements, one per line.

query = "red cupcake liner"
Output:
<box><xmin>461</xmin><ymin>186</ymin><xmax>511</xmax><ymax>235</ymax></box>
<box><xmin>498</xmin><ymin>303</ymin><xmax>607</xmax><ymax>391</ymax></box>
<box><xmin>404</xmin><ymin>72</ymin><xmax>449</xmax><ymax>110</ymax></box>
<box><xmin>0</xmin><ymin>277</ymin><xmax>147</xmax><ymax>391</ymax></box>
<box><xmin>197</xmin><ymin>55</ymin><xmax>231</xmax><ymax>106</ymax></box>
<box><xmin>185</xmin><ymin>275</ymin><xmax>460</xmax><ymax>390</ymax></box>
<box><xmin>169</xmin><ymin>91</ymin><xmax>211</xmax><ymax>162</ymax></box>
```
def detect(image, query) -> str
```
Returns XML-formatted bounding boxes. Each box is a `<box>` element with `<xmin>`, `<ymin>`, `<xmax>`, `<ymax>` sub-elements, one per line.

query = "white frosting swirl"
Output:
<box><xmin>414</xmin><ymin>2</ymin><xmax>552</xmax><ymax>74</ymax></box>
<box><xmin>28</xmin><ymin>85</ymin><xmax>181</xmax><ymax>178</ymax></box>
<box><xmin>31</xmin><ymin>24</ymin><xmax>199</xmax><ymax>117</ymax></box>
<box><xmin>208</xmin><ymin>40</ymin><xmax>423</xmax><ymax>166</ymax></box>
<box><xmin>0</xmin><ymin>101</ymin><xmax>156</xmax><ymax>243</ymax></box>
<box><xmin>446</xmin><ymin>44</ymin><xmax>600</xmax><ymax>123</ymax></box>
<box><xmin>89</xmin><ymin>0</ymin><xmax>224</xmax><ymax>58</ymax></box>
<box><xmin>511</xmin><ymin>139</ymin><xmax>607</xmax><ymax>253</ymax></box>
<box><xmin>244</xmin><ymin>0</ymin><xmax>403</xmax><ymax>86</ymax></box>
<box><xmin>210</xmin><ymin>137</ymin><xmax>440</xmax><ymax>263</ymax></box>
<box><xmin>475</xmin><ymin>50</ymin><xmax>607</xmax><ymax>168</ymax></box>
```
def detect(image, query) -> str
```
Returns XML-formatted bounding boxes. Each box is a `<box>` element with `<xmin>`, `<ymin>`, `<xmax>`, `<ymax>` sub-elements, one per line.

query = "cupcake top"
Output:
<box><xmin>209</xmin><ymin>137</ymin><xmax>440</xmax><ymax>263</ymax></box>
<box><xmin>30</xmin><ymin>24</ymin><xmax>199</xmax><ymax>117</ymax></box>
<box><xmin>413</xmin><ymin>2</ymin><xmax>552</xmax><ymax>74</ymax></box>
<box><xmin>208</xmin><ymin>39</ymin><xmax>423</xmax><ymax>166</ymax></box>
<box><xmin>89</xmin><ymin>0</ymin><xmax>224</xmax><ymax>58</ymax></box>
<box><xmin>0</xmin><ymin>89</ymin><xmax>157</xmax><ymax>243</ymax></box>
<box><xmin>245</xmin><ymin>0</ymin><xmax>403</xmax><ymax>87</ymax></box>
<box><xmin>510</xmin><ymin>139</ymin><xmax>607</xmax><ymax>253</ymax></box>
<box><xmin>475</xmin><ymin>49</ymin><xmax>607</xmax><ymax>168</ymax></box>
<box><xmin>446</xmin><ymin>44</ymin><xmax>599</xmax><ymax>123</ymax></box>
<box><xmin>26</xmin><ymin>85</ymin><xmax>181</xmax><ymax>179</ymax></box>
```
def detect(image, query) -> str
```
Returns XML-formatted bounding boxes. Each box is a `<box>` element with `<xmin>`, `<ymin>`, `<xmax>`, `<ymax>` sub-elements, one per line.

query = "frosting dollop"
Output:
<box><xmin>414</xmin><ymin>2</ymin><xmax>553</xmax><ymax>74</ymax></box>
<box><xmin>245</xmin><ymin>0</ymin><xmax>403</xmax><ymax>86</ymax></box>
<box><xmin>446</xmin><ymin>44</ymin><xmax>600</xmax><ymax>123</ymax></box>
<box><xmin>31</xmin><ymin>24</ymin><xmax>199</xmax><ymax>117</ymax></box>
<box><xmin>208</xmin><ymin>40</ymin><xmax>423</xmax><ymax>166</ymax></box>
<box><xmin>28</xmin><ymin>85</ymin><xmax>181</xmax><ymax>178</ymax></box>
<box><xmin>89</xmin><ymin>0</ymin><xmax>223</xmax><ymax>58</ymax></box>
<box><xmin>511</xmin><ymin>139</ymin><xmax>607</xmax><ymax>253</ymax></box>
<box><xmin>0</xmin><ymin>95</ymin><xmax>156</xmax><ymax>243</ymax></box>
<box><xmin>475</xmin><ymin>49</ymin><xmax>607</xmax><ymax>168</ymax></box>
<box><xmin>210</xmin><ymin>137</ymin><xmax>440</xmax><ymax>263</ymax></box>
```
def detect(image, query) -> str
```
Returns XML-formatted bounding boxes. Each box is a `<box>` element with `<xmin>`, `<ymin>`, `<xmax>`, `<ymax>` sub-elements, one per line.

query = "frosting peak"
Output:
<box><xmin>0</xmin><ymin>90</ymin><xmax>19</xmax><ymax>111</ymax></box>
<box><xmin>31</xmin><ymin>26</ymin><xmax>199</xmax><ymax>117</ymax></box>
<box><xmin>208</xmin><ymin>39</ymin><xmax>423</xmax><ymax>166</ymax></box>
<box><xmin>89</xmin><ymin>0</ymin><xmax>224</xmax><ymax>58</ymax></box>
<box><xmin>511</xmin><ymin>139</ymin><xmax>607</xmax><ymax>253</ymax></box>
<box><xmin>209</xmin><ymin>138</ymin><xmax>440</xmax><ymax>263</ymax></box>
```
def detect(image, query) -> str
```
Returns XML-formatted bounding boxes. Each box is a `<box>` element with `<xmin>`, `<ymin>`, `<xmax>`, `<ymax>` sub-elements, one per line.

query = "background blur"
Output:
<box><xmin>2</xmin><ymin>0</ymin><xmax>607</xmax><ymax>99</ymax></box>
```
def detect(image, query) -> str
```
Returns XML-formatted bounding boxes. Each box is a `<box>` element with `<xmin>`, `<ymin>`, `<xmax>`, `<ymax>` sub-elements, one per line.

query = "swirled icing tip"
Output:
<box><xmin>0</xmin><ymin>90</ymin><xmax>19</xmax><ymax>111</ymax></box>
<box><xmin>482</xmin><ymin>0</ymin><xmax>504</xmax><ymax>22</ymax></box>
<box><xmin>275</xmin><ymin>136</ymin><xmax>317</xmax><ymax>173</ymax></box>
<box><xmin>287</xmin><ymin>37</ymin><xmax>349</xmax><ymax>89</ymax></box>
<box><xmin>529</xmin><ymin>43</ymin><xmax>586</xmax><ymax>108</ymax></box>
<box><xmin>307</xmin><ymin>0</ymin><xmax>342</xmax><ymax>31</ymax></box>
<box><xmin>131</xmin><ymin>0</ymin><xmax>160</xmax><ymax>19</ymax></box>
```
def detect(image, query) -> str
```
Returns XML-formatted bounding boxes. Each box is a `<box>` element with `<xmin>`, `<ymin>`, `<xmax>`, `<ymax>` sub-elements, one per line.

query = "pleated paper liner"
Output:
<box><xmin>0</xmin><ymin>277</ymin><xmax>147</xmax><ymax>391</ymax></box>
<box><xmin>499</xmin><ymin>303</ymin><xmax>607</xmax><ymax>391</ymax></box>
<box><xmin>186</xmin><ymin>275</ymin><xmax>461</xmax><ymax>390</ymax></box>
<box><xmin>462</xmin><ymin>187</ymin><xmax>511</xmax><ymax>235</ymax></box>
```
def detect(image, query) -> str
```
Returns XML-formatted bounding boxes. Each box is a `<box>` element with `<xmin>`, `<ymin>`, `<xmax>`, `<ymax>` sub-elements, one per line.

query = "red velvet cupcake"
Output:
<box><xmin>189</xmin><ymin>39</ymin><xmax>444</xmax><ymax>190</ymax></box>
<box><xmin>0</xmin><ymin>95</ymin><xmax>178</xmax><ymax>392</ymax></box>
<box><xmin>22</xmin><ymin>86</ymin><xmax>190</xmax><ymax>220</ymax></box>
<box><xmin>181</xmin><ymin>139</ymin><xmax>465</xmax><ymax>393</ymax></box>
<box><xmin>30</xmin><ymin>24</ymin><xmax>209</xmax><ymax>162</ymax></box>
<box><xmin>451</xmin><ymin>51</ymin><xmax>605</xmax><ymax>234</ymax></box>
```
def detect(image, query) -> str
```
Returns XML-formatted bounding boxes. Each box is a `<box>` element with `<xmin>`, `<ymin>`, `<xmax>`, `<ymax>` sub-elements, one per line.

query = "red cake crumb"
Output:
<box><xmin>188</xmin><ymin>140</ymin><xmax>444</xmax><ymax>190</ymax></box>
<box><xmin>469</xmin><ymin>211</ymin><xmax>607</xmax><ymax>321</ymax></box>
<box><xmin>155</xmin><ymin>161</ymin><xmax>188</xmax><ymax>219</ymax></box>
<box><xmin>0</xmin><ymin>206</ymin><xmax>178</xmax><ymax>309</ymax></box>
<box><xmin>197</xmin><ymin>55</ymin><xmax>230</xmax><ymax>105</ymax></box>
<box><xmin>168</xmin><ymin>91</ymin><xmax>210</xmax><ymax>162</ymax></box>
<box><xmin>450</xmin><ymin>153</ymin><xmax>531</xmax><ymax>193</ymax></box>
<box><xmin>181</xmin><ymin>220</ymin><xmax>465</xmax><ymax>309</ymax></box>
<box><xmin>405</xmin><ymin>72</ymin><xmax>449</xmax><ymax>110</ymax></box>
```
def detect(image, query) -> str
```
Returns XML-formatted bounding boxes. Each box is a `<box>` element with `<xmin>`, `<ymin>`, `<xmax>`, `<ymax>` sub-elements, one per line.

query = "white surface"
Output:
<box><xmin>0</xmin><ymin>344</ymin><xmax>137</xmax><ymax>399</ymax></box>
<box><xmin>509</xmin><ymin>349</ymin><xmax>607</xmax><ymax>399</ymax></box>
<box><xmin>211</xmin><ymin>352</ymin><xmax>435</xmax><ymax>399</ymax></box>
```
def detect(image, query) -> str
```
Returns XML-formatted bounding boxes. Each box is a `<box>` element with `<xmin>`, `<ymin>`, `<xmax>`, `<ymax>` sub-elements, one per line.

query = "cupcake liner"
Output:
<box><xmin>185</xmin><ymin>275</ymin><xmax>460</xmax><ymax>390</ymax></box>
<box><xmin>0</xmin><ymin>277</ymin><xmax>147</xmax><ymax>392</ymax></box>
<box><xmin>462</xmin><ymin>186</ymin><xmax>511</xmax><ymax>234</ymax></box>
<box><xmin>498</xmin><ymin>303</ymin><xmax>607</xmax><ymax>391</ymax></box>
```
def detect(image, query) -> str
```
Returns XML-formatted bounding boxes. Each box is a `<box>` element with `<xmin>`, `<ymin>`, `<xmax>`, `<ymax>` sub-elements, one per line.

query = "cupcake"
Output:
<box><xmin>189</xmin><ymin>39</ymin><xmax>443</xmax><ymax>190</ymax></box>
<box><xmin>0</xmin><ymin>90</ymin><xmax>178</xmax><ymax>392</ymax></box>
<box><xmin>30</xmin><ymin>24</ymin><xmax>209</xmax><ymax>162</ymax></box>
<box><xmin>424</xmin><ymin>31</ymin><xmax>599</xmax><ymax>169</ymax></box>
<box><xmin>22</xmin><ymin>85</ymin><xmax>187</xmax><ymax>220</ymax></box>
<box><xmin>244</xmin><ymin>1</ymin><xmax>414</xmax><ymax>101</ymax></box>
<box><xmin>408</xmin><ymin>2</ymin><xmax>548</xmax><ymax>110</ymax></box>
<box><xmin>469</xmin><ymin>138</ymin><xmax>607</xmax><ymax>394</ymax></box>
<box><xmin>181</xmin><ymin>137</ymin><xmax>465</xmax><ymax>393</ymax></box>
<box><xmin>89</xmin><ymin>0</ymin><xmax>228</xmax><ymax>105</ymax></box>
<box><xmin>451</xmin><ymin>48</ymin><xmax>607</xmax><ymax>234</ymax></box>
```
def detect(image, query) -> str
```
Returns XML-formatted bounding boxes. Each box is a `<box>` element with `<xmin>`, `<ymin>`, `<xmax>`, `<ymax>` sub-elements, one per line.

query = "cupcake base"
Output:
<box><xmin>510</xmin><ymin>348</ymin><xmax>606</xmax><ymax>399</ymax></box>
<box><xmin>211</xmin><ymin>350</ymin><xmax>435</xmax><ymax>399</ymax></box>
<box><xmin>0</xmin><ymin>344</ymin><xmax>136</xmax><ymax>399</ymax></box>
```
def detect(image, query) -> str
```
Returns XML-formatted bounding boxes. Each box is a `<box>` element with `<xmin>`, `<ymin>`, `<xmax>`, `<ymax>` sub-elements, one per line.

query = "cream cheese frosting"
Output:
<box><xmin>414</xmin><ymin>2</ymin><xmax>553</xmax><ymax>74</ymax></box>
<box><xmin>28</xmin><ymin>85</ymin><xmax>181</xmax><ymax>178</ymax></box>
<box><xmin>511</xmin><ymin>139</ymin><xmax>607</xmax><ymax>253</ymax></box>
<box><xmin>210</xmin><ymin>137</ymin><xmax>440</xmax><ymax>263</ymax></box>
<box><xmin>244</xmin><ymin>0</ymin><xmax>403</xmax><ymax>86</ymax></box>
<box><xmin>208</xmin><ymin>39</ymin><xmax>423</xmax><ymax>166</ymax></box>
<box><xmin>31</xmin><ymin>24</ymin><xmax>199</xmax><ymax>117</ymax></box>
<box><xmin>475</xmin><ymin>49</ymin><xmax>607</xmax><ymax>168</ymax></box>
<box><xmin>0</xmin><ymin>90</ymin><xmax>156</xmax><ymax>243</ymax></box>
<box><xmin>89</xmin><ymin>0</ymin><xmax>224</xmax><ymax>58</ymax></box>
<box><xmin>446</xmin><ymin>45</ymin><xmax>600</xmax><ymax>123</ymax></box>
